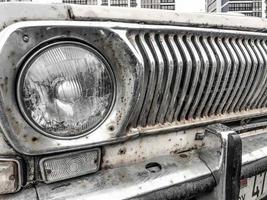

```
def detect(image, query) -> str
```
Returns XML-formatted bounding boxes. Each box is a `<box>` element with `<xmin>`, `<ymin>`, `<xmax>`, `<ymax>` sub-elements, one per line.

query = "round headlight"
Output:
<box><xmin>17</xmin><ymin>42</ymin><xmax>114</xmax><ymax>138</ymax></box>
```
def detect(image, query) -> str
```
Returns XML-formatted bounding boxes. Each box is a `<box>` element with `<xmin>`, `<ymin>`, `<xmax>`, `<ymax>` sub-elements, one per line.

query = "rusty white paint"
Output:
<box><xmin>0</xmin><ymin>3</ymin><xmax>70</xmax><ymax>31</ymax></box>
<box><xmin>1</xmin><ymin>3</ymin><xmax>267</xmax><ymax>33</ymax></box>
<box><xmin>102</xmin><ymin>128</ymin><xmax>204</xmax><ymax>169</ymax></box>
<box><xmin>69</xmin><ymin>4</ymin><xmax>267</xmax><ymax>31</ymax></box>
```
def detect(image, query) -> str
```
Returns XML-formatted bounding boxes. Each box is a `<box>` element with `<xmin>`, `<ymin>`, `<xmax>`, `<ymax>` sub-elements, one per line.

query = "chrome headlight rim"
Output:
<box><xmin>0</xmin><ymin>23</ymin><xmax>141</xmax><ymax>155</ymax></box>
<box><xmin>16</xmin><ymin>40</ymin><xmax>116</xmax><ymax>140</ymax></box>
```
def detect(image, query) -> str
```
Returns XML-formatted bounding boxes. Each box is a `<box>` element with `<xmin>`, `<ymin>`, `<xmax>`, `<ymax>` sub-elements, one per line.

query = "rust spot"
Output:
<box><xmin>31</xmin><ymin>137</ymin><xmax>38</xmax><ymax>142</ymax></box>
<box><xmin>171</xmin><ymin>149</ymin><xmax>180</xmax><ymax>154</ymax></box>
<box><xmin>103</xmin><ymin>164</ymin><xmax>113</xmax><ymax>170</ymax></box>
<box><xmin>108</xmin><ymin>125</ymin><xmax>115</xmax><ymax>132</ymax></box>
<box><xmin>137</xmin><ymin>171</ymin><xmax>149</xmax><ymax>178</ymax></box>
<box><xmin>1</xmin><ymin>77</ymin><xmax>8</xmax><ymax>93</ymax></box>
<box><xmin>118</xmin><ymin>147</ymin><xmax>126</xmax><ymax>155</ymax></box>
<box><xmin>179</xmin><ymin>154</ymin><xmax>188</xmax><ymax>158</ymax></box>
<box><xmin>51</xmin><ymin>183</ymin><xmax>71</xmax><ymax>191</ymax></box>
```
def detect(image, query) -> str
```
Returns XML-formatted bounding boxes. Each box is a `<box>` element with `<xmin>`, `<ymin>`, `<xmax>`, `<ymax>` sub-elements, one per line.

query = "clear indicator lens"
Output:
<box><xmin>0</xmin><ymin>161</ymin><xmax>18</xmax><ymax>194</ymax></box>
<box><xmin>18</xmin><ymin>43</ymin><xmax>114</xmax><ymax>137</ymax></box>
<box><xmin>40</xmin><ymin>149</ymin><xmax>100</xmax><ymax>183</ymax></box>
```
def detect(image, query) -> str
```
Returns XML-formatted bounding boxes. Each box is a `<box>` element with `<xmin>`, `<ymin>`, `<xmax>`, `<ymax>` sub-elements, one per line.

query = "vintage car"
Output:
<box><xmin>1</xmin><ymin>2</ymin><xmax>267</xmax><ymax>200</ymax></box>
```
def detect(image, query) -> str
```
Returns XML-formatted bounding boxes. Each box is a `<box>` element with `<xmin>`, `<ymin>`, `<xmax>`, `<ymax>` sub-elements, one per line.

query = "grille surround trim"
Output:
<box><xmin>128</xmin><ymin>27</ymin><xmax>267</xmax><ymax>129</ymax></box>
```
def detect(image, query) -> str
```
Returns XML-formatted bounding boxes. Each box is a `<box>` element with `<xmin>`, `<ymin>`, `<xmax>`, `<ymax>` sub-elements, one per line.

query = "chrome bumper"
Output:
<box><xmin>3</xmin><ymin>123</ymin><xmax>267</xmax><ymax>200</ymax></box>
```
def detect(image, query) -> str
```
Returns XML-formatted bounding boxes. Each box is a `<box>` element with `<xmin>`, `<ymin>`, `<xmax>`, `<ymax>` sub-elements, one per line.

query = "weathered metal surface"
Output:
<box><xmin>1</xmin><ymin>21</ymin><xmax>267</xmax><ymax>155</ymax></box>
<box><xmin>199</xmin><ymin>124</ymin><xmax>242</xmax><ymax>200</ymax></box>
<box><xmin>35</xmin><ymin>152</ymin><xmax>214</xmax><ymax>200</ymax></box>
<box><xmin>129</xmin><ymin>176</ymin><xmax>215</xmax><ymax>200</ymax></box>
<box><xmin>0</xmin><ymin>3</ymin><xmax>70</xmax><ymax>31</ymax></box>
<box><xmin>1</xmin><ymin>3</ymin><xmax>267</xmax><ymax>34</ymax></box>
<box><xmin>241</xmin><ymin>128</ymin><xmax>267</xmax><ymax>178</ymax></box>
<box><xmin>133</xmin><ymin>108</ymin><xmax>267</xmax><ymax>136</ymax></box>
<box><xmin>0</xmin><ymin>4</ymin><xmax>267</xmax><ymax>199</ymax></box>
<box><xmin>102</xmin><ymin>128</ymin><xmax>204</xmax><ymax>169</ymax></box>
<box><xmin>69</xmin><ymin>4</ymin><xmax>267</xmax><ymax>32</ymax></box>
<box><xmin>3</xmin><ymin>124</ymin><xmax>267</xmax><ymax>199</ymax></box>
<box><xmin>0</xmin><ymin>188</ymin><xmax>37</xmax><ymax>200</ymax></box>
<box><xmin>0</xmin><ymin>129</ymin><xmax>16</xmax><ymax>155</ymax></box>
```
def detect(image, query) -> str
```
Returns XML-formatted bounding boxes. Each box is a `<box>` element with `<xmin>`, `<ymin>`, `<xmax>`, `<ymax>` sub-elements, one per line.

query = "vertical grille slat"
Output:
<box><xmin>180</xmin><ymin>35</ymin><xmax>201</xmax><ymax>120</ymax></box>
<box><xmin>173</xmin><ymin>35</ymin><xmax>192</xmax><ymax>121</ymax></box>
<box><xmin>188</xmin><ymin>36</ymin><xmax>209</xmax><ymax>119</ymax></box>
<box><xmin>197</xmin><ymin>36</ymin><xmax>217</xmax><ymax>117</ymax></box>
<box><xmin>165</xmin><ymin>35</ymin><xmax>183</xmax><ymax>122</ymax></box>
<box><xmin>147</xmin><ymin>33</ymin><xmax>165</xmax><ymax>125</ymax></box>
<box><xmin>234</xmin><ymin>39</ymin><xmax>252</xmax><ymax>112</ymax></box>
<box><xmin>127</xmin><ymin>33</ymin><xmax>144</xmax><ymax>127</ymax></box>
<box><xmin>210</xmin><ymin>38</ymin><xmax>228</xmax><ymax>115</ymax></box>
<box><xmin>228</xmin><ymin>38</ymin><xmax>246</xmax><ymax>113</ymax></box>
<box><xmin>157</xmin><ymin>34</ymin><xmax>174</xmax><ymax>123</ymax></box>
<box><xmin>216</xmin><ymin>38</ymin><xmax>232</xmax><ymax>114</ymax></box>
<box><xmin>137</xmin><ymin>33</ymin><xmax>157</xmax><ymax>126</ymax></box>
<box><xmin>221</xmin><ymin>38</ymin><xmax>239</xmax><ymax>114</ymax></box>
<box><xmin>128</xmin><ymin>30</ymin><xmax>267</xmax><ymax>128</ymax></box>
<box><xmin>240</xmin><ymin>39</ymin><xmax>259</xmax><ymax>110</ymax></box>
<box><xmin>205</xmin><ymin>37</ymin><xmax>224</xmax><ymax>116</ymax></box>
<box><xmin>255</xmin><ymin>40</ymin><xmax>267</xmax><ymax>108</ymax></box>
<box><xmin>249</xmin><ymin>40</ymin><xmax>265</xmax><ymax>108</ymax></box>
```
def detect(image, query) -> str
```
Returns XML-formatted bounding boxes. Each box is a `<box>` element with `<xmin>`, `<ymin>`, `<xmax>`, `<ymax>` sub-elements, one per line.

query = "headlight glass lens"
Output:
<box><xmin>18</xmin><ymin>42</ymin><xmax>114</xmax><ymax>138</ymax></box>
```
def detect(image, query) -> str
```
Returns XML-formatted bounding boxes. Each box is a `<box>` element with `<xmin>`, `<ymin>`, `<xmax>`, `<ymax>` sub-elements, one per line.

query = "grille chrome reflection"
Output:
<box><xmin>129</xmin><ymin>31</ymin><xmax>267</xmax><ymax>127</ymax></box>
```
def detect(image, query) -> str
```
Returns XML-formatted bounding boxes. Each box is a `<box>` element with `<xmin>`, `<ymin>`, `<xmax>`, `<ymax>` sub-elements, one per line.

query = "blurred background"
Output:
<box><xmin>0</xmin><ymin>0</ymin><xmax>265</xmax><ymax>17</ymax></box>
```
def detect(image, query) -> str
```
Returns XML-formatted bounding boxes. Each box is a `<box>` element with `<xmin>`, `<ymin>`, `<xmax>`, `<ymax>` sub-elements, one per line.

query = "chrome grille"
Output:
<box><xmin>128</xmin><ymin>31</ymin><xmax>267</xmax><ymax>127</ymax></box>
